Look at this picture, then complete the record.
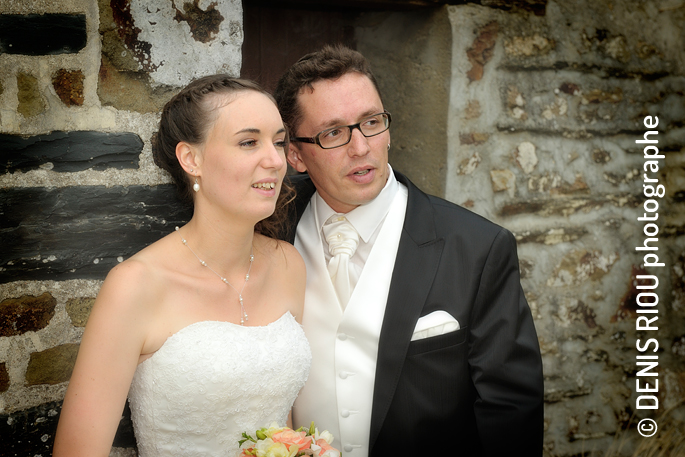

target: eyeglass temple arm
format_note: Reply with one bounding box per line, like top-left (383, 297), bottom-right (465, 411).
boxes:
top-left (291, 137), bottom-right (317, 144)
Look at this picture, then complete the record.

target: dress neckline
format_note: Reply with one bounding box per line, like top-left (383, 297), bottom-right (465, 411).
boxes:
top-left (138, 311), bottom-right (295, 367)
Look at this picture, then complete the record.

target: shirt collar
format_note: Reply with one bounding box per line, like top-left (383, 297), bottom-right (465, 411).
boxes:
top-left (314, 164), bottom-right (399, 243)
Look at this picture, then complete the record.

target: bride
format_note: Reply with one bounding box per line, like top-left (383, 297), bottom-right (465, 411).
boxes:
top-left (54, 76), bottom-right (310, 457)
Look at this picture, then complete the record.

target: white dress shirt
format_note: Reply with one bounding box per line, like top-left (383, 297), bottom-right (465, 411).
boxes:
top-left (313, 164), bottom-right (401, 292)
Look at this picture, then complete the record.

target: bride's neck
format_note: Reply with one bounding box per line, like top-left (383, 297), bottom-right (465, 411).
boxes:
top-left (178, 215), bottom-right (256, 272)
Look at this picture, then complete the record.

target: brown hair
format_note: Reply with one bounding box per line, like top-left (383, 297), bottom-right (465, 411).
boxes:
top-left (273, 44), bottom-right (382, 136)
top-left (152, 75), bottom-right (294, 239)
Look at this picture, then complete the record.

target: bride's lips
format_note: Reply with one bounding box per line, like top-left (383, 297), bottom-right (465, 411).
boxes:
top-left (347, 166), bottom-right (376, 184)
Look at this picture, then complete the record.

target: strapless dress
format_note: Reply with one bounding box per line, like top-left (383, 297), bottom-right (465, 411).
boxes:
top-left (128, 312), bottom-right (311, 457)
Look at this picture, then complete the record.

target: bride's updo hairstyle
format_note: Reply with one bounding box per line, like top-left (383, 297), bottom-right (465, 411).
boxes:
top-left (152, 75), bottom-right (294, 239)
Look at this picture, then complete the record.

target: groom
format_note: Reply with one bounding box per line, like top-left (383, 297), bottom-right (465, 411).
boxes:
top-left (275, 45), bottom-right (543, 457)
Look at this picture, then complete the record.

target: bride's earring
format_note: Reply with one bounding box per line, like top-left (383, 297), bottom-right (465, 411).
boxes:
top-left (193, 177), bottom-right (200, 192)
top-left (387, 143), bottom-right (391, 151)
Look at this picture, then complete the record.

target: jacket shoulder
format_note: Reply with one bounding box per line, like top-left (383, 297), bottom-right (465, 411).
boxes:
top-left (428, 194), bottom-right (504, 234)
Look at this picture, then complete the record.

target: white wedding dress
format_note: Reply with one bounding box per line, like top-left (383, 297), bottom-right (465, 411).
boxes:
top-left (128, 312), bottom-right (311, 457)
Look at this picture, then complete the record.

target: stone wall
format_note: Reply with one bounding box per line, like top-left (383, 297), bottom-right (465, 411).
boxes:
top-left (441, 1), bottom-right (685, 455)
top-left (1, 1), bottom-right (684, 456)
top-left (0, 0), bottom-right (241, 455)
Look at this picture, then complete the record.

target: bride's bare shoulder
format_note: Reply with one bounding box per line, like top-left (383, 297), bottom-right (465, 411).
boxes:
top-left (98, 234), bottom-right (178, 309)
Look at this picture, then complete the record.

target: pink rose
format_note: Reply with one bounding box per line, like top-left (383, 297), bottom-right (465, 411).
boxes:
top-left (272, 429), bottom-right (312, 451)
top-left (315, 438), bottom-right (337, 456)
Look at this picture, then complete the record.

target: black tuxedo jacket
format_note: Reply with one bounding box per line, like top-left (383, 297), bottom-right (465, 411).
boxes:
top-left (283, 171), bottom-right (544, 457)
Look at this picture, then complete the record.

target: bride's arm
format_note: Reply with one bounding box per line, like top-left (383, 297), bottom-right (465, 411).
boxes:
top-left (53, 260), bottom-right (154, 457)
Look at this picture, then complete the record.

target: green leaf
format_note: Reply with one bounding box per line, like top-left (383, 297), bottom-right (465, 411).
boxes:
top-left (238, 432), bottom-right (256, 446)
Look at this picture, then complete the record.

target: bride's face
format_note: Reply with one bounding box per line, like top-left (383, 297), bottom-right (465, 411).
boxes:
top-left (195, 91), bottom-right (287, 223)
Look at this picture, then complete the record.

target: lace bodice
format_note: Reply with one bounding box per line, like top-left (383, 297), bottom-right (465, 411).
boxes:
top-left (128, 312), bottom-right (311, 457)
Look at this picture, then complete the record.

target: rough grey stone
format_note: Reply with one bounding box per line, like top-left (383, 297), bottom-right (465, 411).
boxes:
top-left (1, 131), bottom-right (143, 173)
top-left (0, 185), bottom-right (192, 283)
top-left (25, 344), bottom-right (80, 386)
top-left (0, 14), bottom-right (87, 55)
top-left (0, 292), bottom-right (56, 337)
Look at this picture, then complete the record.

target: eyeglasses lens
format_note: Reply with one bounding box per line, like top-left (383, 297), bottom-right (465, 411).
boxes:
top-left (318, 113), bottom-right (390, 149)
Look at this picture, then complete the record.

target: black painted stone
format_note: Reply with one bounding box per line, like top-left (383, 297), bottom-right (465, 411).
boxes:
top-left (0, 401), bottom-right (61, 457)
top-left (0, 185), bottom-right (192, 284)
top-left (1, 131), bottom-right (143, 173)
top-left (0, 400), bottom-right (137, 456)
top-left (0, 14), bottom-right (87, 56)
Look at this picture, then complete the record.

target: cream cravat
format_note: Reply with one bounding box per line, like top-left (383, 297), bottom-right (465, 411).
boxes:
top-left (323, 215), bottom-right (360, 307)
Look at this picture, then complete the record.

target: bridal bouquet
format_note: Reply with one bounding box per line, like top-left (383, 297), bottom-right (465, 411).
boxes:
top-left (239, 422), bottom-right (340, 457)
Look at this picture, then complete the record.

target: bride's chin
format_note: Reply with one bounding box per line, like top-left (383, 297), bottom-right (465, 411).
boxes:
top-left (251, 205), bottom-right (278, 221)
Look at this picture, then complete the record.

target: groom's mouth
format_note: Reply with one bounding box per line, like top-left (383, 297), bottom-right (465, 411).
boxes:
top-left (347, 167), bottom-right (375, 183)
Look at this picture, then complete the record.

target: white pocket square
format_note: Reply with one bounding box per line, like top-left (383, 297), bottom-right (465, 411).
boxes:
top-left (410, 310), bottom-right (460, 341)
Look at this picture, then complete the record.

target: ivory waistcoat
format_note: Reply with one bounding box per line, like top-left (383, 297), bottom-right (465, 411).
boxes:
top-left (292, 187), bottom-right (407, 456)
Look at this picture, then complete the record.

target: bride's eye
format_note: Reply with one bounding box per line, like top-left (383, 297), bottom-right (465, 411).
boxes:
top-left (240, 140), bottom-right (257, 148)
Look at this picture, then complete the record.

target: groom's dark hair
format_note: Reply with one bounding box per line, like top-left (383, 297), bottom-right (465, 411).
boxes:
top-left (274, 44), bottom-right (383, 137)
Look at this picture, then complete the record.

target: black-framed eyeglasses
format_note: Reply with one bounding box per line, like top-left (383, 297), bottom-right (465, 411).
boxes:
top-left (291, 111), bottom-right (391, 150)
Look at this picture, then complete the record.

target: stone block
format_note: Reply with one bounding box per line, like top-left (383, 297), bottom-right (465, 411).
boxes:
top-left (66, 297), bottom-right (96, 327)
top-left (515, 141), bottom-right (537, 174)
top-left (457, 152), bottom-right (481, 175)
top-left (504, 33), bottom-right (555, 57)
top-left (1, 131), bottom-right (143, 173)
top-left (98, 0), bottom-right (242, 88)
top-left (464, 100), bottom-right (481, 119)
top-left (26, 344), bottom-right (80, 386)
top-left (547, 249), bottom-right (619, 287)
top-left (514, 227), bottom-right (587, 245)
top-left (0, 293), bottom-right (56, 337)
top-left (557, 299), bottom-right (598, 329)
top-left (592, 149), bottom-right (612, 164)
top-left (581, 29), bottom-right (631, 63)
top-left (497, 73), bottom-right (685, 135)
top-left (0, 400), bottom-right (137, 455)
top-left (612, 265), bottom-right (651, 323)
top-left (0, 14), bottom-right (86, 55)
top-left (581, 88), bottom-right (623, 105)
top-left (0, 362), bottom-right (9, 393)
top-left (17, 72), bottom-right (46, 118)
top-left (98, 55), bottom-right (179, 113)
top-left (52, 69), bottom-right (85, 106)
top-left (0, 185), bottom-right (192, 283)
top-left (459, 132), bottom-right (489, 145)
top-left (499, 193), bottom-right (640, 217)
top-left (559, 82), bottom-right (580, 96)
top-left (673, 335), bottom-right (685, 358)
top-left (490, 169), bottom-right (516, 196)
top-left (466, 21), bottom-right (498, 82)
top-left (604, 169), bottom-right (640, 186)
top-left (480, 0), bottom-right (547, 16)
top-left (0, 401), bottom-right (62, 457)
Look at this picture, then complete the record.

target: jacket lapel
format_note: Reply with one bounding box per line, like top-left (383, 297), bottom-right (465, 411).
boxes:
top-left (284, 174), bottom-right (317, 244)
top-left (368, 172), bottom-right (444, 452)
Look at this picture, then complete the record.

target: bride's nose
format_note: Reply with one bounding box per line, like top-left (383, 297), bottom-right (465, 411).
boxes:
top-left (263, 143), bottom-right (285, 170)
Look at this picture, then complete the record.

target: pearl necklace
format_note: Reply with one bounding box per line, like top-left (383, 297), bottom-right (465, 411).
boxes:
top-left (175, 227), bottom-right (254, 325)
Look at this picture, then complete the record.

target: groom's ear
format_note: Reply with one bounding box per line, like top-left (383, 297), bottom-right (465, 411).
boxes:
top-left (287, 143), bottom-right (308, 173)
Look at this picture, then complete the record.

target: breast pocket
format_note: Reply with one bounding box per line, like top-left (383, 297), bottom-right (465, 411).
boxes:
top-left (406, 326), bottom-right (467, 357)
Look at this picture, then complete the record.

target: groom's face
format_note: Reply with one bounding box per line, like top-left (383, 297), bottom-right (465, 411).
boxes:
top-left (287, 71), bottom-right (390, 214)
